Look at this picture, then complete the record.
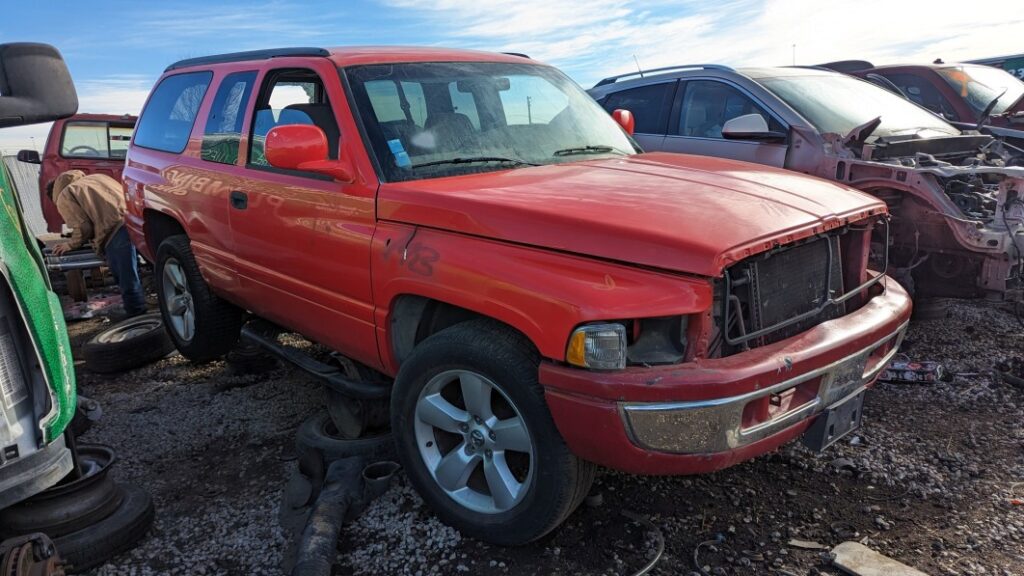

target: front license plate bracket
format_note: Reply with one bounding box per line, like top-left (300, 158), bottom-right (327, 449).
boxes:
top-left (801, 391), bottom-right (864, 452)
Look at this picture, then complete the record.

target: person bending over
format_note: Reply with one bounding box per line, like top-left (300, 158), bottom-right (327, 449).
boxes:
top-left (48, 170), bottom-right (146, 317)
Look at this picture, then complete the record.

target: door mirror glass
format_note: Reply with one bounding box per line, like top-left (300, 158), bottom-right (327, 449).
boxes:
top-left (16, 149), bottom-right (40, 164)
top-left (265, 124), bottom-right (352, 182)
top-left (612, 109), bottom-right (635, 135)
top-left (721, 113), bottom-right (787, 141)
top-left (0, 43), bottom-right (78, 128)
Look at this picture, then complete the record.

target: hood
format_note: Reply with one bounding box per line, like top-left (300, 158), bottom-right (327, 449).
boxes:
top-left (377, 153), bottom-right (886, 277)
top-left (50, 169), bottom-right (85, 201)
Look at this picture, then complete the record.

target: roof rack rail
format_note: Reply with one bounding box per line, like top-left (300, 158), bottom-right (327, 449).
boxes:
top-left (594, 64), bottom-right (735, 87)
top-left (502, 52), bottom-right (531, 59)
top-left (817, 60), bottom-right (875, 74)
top-left (165, 47), bottom-right (331, 72)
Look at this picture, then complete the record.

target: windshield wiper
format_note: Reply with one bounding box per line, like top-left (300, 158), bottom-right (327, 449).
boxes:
top-left (976, 88), bottom-right (1008, 130)
top-left (552, 145), bottom-right (618, 157)
top-left (411, 156), bottom-right (538, 169)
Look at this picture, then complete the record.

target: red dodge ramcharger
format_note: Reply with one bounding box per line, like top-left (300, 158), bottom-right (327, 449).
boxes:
top-left (123, 46), bottom-right (911, 544)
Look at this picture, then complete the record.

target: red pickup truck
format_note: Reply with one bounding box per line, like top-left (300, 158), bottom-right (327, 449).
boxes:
top-left (123, 47), bottom-right (911, 544)
top-left (17, 113), bottom-right (136, 233)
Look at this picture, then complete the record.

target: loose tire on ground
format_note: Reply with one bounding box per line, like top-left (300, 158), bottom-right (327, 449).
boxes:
top-left (155, 235), bottom-right (243, 362)
top-left (391, 319), bottom-right (595, 546)
top-left (295, 412), bottom-right (395, 462)
top-left (53, 484), bottom-right (155, 574)
top-left (82, 313), bottom-right (175, 373)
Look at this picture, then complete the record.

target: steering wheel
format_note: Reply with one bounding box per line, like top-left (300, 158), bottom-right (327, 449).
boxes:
top-left (67, 145), bottom-right (101, 157)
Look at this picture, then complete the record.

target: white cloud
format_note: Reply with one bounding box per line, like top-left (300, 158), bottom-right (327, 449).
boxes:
top-left (380, 0), bottom-right (1024, 86)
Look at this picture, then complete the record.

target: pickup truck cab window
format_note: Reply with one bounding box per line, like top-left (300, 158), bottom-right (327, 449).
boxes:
top-left (345, 61), bottom-right (636, 182)
top-left (60, 121), bottom-right (132, 159)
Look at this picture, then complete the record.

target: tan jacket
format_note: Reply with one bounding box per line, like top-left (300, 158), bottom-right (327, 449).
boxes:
top-left (52, 171), bottom-right (126, 256)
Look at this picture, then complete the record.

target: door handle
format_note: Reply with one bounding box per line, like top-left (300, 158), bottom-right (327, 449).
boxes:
top-left (230, 190), bottom-right (248, 210)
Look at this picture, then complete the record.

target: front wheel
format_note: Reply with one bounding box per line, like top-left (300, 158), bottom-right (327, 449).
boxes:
top-left (391, 320), bottom-right (595, 545)
top-left (155, 235), bottom-right (243, 362)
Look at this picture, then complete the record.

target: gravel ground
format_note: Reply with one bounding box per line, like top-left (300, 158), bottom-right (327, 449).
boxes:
top-left (66, 298), bottom-right (1024, 576)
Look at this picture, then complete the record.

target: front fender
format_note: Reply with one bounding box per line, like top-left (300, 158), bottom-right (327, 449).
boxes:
top-left (371, 223), bottom-right (713, 372)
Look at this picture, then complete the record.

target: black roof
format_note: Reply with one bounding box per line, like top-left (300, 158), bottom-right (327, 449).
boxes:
top-left (165, 47), bottom-right (330, 71)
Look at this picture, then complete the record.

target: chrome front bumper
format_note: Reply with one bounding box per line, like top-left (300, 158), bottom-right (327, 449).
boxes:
top-left (621, 321), bottom-right (908, 454)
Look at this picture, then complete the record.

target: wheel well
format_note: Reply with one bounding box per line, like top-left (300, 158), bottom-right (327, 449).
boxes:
top-left (144, 210), bottom-right (186, 254)
top-left (389, 295), bottom-right (533, 366)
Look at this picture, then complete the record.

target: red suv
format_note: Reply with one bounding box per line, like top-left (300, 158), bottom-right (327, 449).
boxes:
top-left (124, 47), bottom-right (911, 544)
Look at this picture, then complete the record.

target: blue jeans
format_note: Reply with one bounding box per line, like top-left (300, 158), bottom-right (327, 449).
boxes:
top-left (104, 227), bottom-right (146, 316)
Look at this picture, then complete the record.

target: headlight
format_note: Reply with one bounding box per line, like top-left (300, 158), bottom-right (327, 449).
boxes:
top-left (566, 323), bottom-right (627, 370)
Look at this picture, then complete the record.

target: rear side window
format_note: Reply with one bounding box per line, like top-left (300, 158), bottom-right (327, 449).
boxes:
top-left (134, 71), bottom-right (213, 153)
top-left (201, 71), bottom-right (257, 164)
top-left (600, 82), bottom-right (674, 135)
top-left (61, 122), bottom-right (134, 159)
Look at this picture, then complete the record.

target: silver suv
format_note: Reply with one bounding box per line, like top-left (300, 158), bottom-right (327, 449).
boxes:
top-left (589, 65), bottom-right (1024, 300)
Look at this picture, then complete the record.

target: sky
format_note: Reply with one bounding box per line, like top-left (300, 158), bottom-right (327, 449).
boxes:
top-left (2, 0), bottom-right (1023, 153)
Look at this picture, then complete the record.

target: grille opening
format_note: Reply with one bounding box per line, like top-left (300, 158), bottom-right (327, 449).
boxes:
top-left (711, 232), bottom-right (848, 358)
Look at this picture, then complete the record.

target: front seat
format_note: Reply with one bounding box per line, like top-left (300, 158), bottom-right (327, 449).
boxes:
top-left (424, 112), bottom-right (476, 153)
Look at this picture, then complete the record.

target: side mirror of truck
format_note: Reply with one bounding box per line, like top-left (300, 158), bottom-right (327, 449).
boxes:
top-left (265, 124), bottom-right (353, 183)
top-left (0, 43), bottom-right (78, 128)
top-left (612, 109), bottom-right (635, 135)
top-left (721, 113), bottom-right (787, 142)
top-left (16, 149), bottom-right (41, 164)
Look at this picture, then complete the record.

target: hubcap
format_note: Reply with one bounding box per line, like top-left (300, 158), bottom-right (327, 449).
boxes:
top-left (96, 316), bottom-right (160, 344)
top-left (413, 369), bottom-right (534, 514)
top-left (161, 258), bottom-right (195, 342)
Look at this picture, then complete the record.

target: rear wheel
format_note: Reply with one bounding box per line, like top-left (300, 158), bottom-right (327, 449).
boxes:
top-left (392, 320), bottom-right (594, 545)
top-left (155, 235), bottom-right (243, 362)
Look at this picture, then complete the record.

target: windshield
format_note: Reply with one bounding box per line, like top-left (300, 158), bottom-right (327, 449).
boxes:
top-left (344, 62), bottom-right (636, 182)
top-left (759, 73), bottom-right (960, 140)
top-left (937, 65), bottom-right (1024, 116)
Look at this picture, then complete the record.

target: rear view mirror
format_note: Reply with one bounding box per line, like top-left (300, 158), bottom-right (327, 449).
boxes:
top-left (612, 109), bottom-right (635, 135)
top-left (16, 149), bottom-right (40, 164)
top-left (0, 43), bottom-right (78, 128)
top-left (265, 124), bottom-right (353, 182)
top-left (722, 113), bottom-right (787, 142)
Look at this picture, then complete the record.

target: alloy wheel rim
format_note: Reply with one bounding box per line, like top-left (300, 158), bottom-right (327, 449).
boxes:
top-left (96, 317), bottom-right (161, 344)
top-left (161, 258), bottom-right (195, 343)
top-left (413, 369), bottom-right (534, 514)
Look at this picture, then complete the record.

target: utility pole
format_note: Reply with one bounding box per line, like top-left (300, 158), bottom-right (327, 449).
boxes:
top-left (527, 96), bottom-right (532, 124)
top-left (792, 44), bottom-right (796, 66)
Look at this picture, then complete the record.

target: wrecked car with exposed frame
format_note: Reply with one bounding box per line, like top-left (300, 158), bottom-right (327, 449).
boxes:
top-left (589, 65), bottom-right (1024, 299)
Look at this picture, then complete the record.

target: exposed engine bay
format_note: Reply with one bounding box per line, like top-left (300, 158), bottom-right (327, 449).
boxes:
top-left (815, 131), bottom-right (1024, 299)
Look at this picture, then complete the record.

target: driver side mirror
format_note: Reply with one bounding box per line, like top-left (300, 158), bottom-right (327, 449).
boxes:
top-left (16, 149), bottom-right (40, 164)
top-left (0, 43), bottom-right (78, 128)
top-left (721, 114), bottom-right (787, 142)
top-left (612, 109), bottom-right (635, 135)
top-left (265, 124), bottom-right (353, 182)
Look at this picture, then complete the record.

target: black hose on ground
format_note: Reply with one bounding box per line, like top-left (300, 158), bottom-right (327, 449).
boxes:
top-left (290, 457), bottom-right (365, 576)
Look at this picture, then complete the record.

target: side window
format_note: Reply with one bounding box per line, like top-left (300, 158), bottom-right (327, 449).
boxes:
top-left (600, 82), bottom-right (674, 134)
top-left (134, 71), bottom-right (212, 153)
top-left (249, 69), bottom-right (340, 168)
top-left (447, 84), bottom-right (481, 129)
top-left (880, 73), bottom-right (957, 119)
top-left (61, 122), bottom-right (134, 159)
top-left (499, 75), bottom-right (568, 125)
top-left (201, 71), bottom-right (257, 165)
top-left (676, 80), bottom-right (783, 139)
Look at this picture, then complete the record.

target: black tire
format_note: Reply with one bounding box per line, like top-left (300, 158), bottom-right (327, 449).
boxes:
top-left (155, 235), bottom-right (243, 362)
top-left (911, 297), bottom-right (950, 320)
top-left (53, 483), bottom-right (154, 574)
top-left (81, 313), bottom-right (175, 373)
top-left (391, 319), bottom-right (595, 546)
top-left (295, 412), bottom-right (395, 462)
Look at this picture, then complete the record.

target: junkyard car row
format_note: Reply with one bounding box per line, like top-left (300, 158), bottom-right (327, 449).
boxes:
top-left (0, 36), bottom-right (1022, 575)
